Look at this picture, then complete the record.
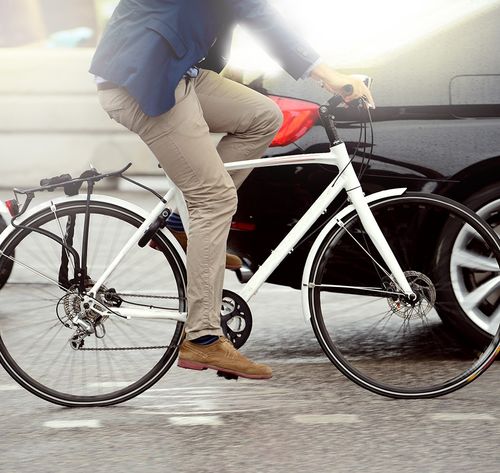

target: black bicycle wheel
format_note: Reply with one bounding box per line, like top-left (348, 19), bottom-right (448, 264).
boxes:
top-left (307, 193), bottom-right (500, 398)
top-left (0, 213), bottom-right (13, 289)
top-left (0, 200), bottom-right (186, 406)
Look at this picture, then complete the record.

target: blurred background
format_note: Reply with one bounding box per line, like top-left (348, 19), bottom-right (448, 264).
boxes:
top-left (0, 0), bottom-right (114, 48)
top-left (0, 0), bottom-right (499, 188)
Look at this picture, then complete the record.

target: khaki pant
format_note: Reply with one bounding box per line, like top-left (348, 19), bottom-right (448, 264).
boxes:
top-left (97, 69), bottom-right (283, 340)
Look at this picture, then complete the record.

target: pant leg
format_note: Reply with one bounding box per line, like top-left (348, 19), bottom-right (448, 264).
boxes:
top-left (193, 69), bottom-right (283, 189)
top-left (97, 80), bottom-right (236, 340)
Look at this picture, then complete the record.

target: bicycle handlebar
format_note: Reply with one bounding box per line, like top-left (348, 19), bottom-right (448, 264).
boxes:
top-left (326, 75), bottom-right (373, 112)
top-left (319, 77), bottom-right (373, 146)
top-left (327, 84), bottom-right (354, 109)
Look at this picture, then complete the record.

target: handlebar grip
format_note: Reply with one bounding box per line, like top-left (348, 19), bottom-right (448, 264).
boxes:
top-left (327, 95), bottom-right (344, 109)
top-left (326, 84), bottom-right (355, 109)
top-left (342, 84), bottom-right (354, 96)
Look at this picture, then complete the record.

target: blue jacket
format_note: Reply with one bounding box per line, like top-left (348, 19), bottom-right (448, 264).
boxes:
top-left (90, 0), bottom-right (320, 116)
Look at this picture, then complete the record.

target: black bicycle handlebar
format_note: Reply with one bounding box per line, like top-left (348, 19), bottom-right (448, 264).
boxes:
top-left (319, 78), bottom-right (372, 146)
top-left (326, 81), bottom-right (373, 113)
top-left (327, 84), bottom-right (354, 110)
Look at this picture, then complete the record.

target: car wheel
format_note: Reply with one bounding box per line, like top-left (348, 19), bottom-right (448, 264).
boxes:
top-left (437, 183), bottom-right (500, 344)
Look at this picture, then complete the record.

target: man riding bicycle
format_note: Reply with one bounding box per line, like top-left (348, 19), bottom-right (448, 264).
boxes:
top-left (90, 0), bottom-right (373, 380)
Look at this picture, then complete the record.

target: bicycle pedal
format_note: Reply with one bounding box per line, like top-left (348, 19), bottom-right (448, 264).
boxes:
top-left (216, 370), bottom-right (238, 381)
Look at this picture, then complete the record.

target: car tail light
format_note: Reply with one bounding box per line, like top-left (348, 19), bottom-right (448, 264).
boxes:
top-left (269, 95), bottom-right (319, 147)
top-left (231, 221), bottom-right (256, 231)
top-left (5, 199), bottom-right (19, 217)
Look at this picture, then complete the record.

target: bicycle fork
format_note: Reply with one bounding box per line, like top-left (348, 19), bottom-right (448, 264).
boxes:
top-left (335, 146), bottom-right (415, 299)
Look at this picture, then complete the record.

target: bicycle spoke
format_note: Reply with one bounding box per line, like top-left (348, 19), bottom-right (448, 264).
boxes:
top-left (308, 194), bottom-right (500, 398)
top-left (0, 201), bottom-right (185, 406)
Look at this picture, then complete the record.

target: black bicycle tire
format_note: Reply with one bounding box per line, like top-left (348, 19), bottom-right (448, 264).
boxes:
top-left (0, 214), bottom-right (13, 289)
top-left (0, 200), bottom-right (186, 407)
top-left (307, 192), bottom-right (500, 399)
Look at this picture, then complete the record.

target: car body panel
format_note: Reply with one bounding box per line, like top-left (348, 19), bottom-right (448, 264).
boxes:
top-left (229, 105), bottom-right (500, 289)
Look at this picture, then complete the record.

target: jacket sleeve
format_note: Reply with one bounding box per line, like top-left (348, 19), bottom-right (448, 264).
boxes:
top-left (223, 0), bottom-right (320, 80)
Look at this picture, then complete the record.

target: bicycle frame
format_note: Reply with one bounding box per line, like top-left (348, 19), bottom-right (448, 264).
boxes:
top-left (85, 140), bottom-right (415, 321)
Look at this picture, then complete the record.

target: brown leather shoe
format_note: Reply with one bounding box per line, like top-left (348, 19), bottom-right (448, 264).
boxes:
top-left (150, 230), bottom-right (243, 271)
top-left (178, 336), bottom-right (272, 379)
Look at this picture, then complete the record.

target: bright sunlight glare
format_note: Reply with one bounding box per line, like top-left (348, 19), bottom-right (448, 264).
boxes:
top-left (227, 0), bottom-right (500, 74)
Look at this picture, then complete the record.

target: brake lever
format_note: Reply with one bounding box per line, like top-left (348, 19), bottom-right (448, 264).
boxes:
top-left (361, 97), bottom-right (375, 110)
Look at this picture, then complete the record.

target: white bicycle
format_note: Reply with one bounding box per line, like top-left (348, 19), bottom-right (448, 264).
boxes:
top-left (0, 84), bottom-right (499, 406)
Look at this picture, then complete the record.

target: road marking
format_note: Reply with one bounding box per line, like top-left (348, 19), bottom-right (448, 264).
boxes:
top-left (139, 390), bottom-right (290, 399)
top-left (88, 382), bottom-right (130, 388)
top-left (0, 385), bottom-right (21, 391)
top-left (168, 416), bottom-right (222, 426)
top-left (147, 385), bottom-right (291, 395)
top-left (293, 414), bottom-right (361, 425)
top-left (132, 408), bottom-right (269, 416)
top-left (430, 413), bottom-right (496, 421)
top-left (44, 420), bottom-right (101, 429)
top-left (259, 357), bottom-right (326, 365)
top-left (148, 387), bottom-right (221, 392)
top-left (140, 393), bottom-right (225, 399)
top-left (138, 398), bottom-right (218, 411)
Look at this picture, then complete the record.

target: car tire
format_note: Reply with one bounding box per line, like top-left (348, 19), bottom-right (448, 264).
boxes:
top-left (436, 183), bottom-right (500, 344)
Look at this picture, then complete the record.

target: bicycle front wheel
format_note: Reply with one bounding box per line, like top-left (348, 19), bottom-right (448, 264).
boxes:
top-left (306, 193), bottom-right (500, 398)
top-left (0, 199), bottom-right (186, 406)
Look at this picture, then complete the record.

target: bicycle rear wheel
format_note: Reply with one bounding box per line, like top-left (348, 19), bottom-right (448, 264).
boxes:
top-left (0, 199), bottom-right (186, 406)
top-left (306, 193), bottom-right (500, 398)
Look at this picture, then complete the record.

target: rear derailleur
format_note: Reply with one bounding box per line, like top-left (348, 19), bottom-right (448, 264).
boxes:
top-left (58, 285), bottom-right (118, 350)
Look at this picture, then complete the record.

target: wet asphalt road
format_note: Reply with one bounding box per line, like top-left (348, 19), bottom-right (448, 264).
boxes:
top-left (0, 190), bottom-right (499, 473)
top-left (0, 279), bottom-right (499, 473)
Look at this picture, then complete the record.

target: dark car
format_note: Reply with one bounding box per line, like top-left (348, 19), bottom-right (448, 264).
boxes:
top-left (231, 92), bottom-right (499, 266)
top-left (226, 2), bottom-right (500, 345)
top-left (227, 86), bottom-right (499, 345)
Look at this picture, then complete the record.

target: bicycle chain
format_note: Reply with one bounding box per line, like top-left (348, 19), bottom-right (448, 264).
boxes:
top-left (114, 293), bottom-right (186, 301)
top-left (77, 292), bottom-right (185, 351)
top-left (79, 344), bottom-right (178, 351)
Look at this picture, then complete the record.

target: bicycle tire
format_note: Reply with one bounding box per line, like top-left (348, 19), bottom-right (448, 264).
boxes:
top-left (305, 192), bottom-right (500, 398)
top-left (0, 199), bottom-right (186, 407)
top-left (0, 214), bottom-right (13, 289)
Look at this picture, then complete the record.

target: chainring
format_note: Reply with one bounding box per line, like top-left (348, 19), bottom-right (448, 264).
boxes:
top-left (220, 289), bottom-right (253, 349)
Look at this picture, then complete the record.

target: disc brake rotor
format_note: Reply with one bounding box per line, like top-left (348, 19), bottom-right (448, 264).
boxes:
top-left (386, 271), bottom-right (436, 320)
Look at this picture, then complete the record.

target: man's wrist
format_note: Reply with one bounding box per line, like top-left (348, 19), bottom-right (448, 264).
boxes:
top-left (302, 58), bottom-right (324, 80)
top-left (310, 64), bottom-right (351, 93)
top-left (309, 62), bottom-right (332, 82)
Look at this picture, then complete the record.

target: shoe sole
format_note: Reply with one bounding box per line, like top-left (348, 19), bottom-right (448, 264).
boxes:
top-left (178, 359), bottom-right (272, 380)
top-left (225, 264), bottom-right (242, 271)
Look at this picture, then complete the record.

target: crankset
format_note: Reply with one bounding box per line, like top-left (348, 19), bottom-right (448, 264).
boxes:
top-left (220, 289), bottom-right (252, 349)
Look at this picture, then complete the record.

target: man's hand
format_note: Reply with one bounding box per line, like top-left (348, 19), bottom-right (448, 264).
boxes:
top-left (310, 62), bottom-right (375, 109)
